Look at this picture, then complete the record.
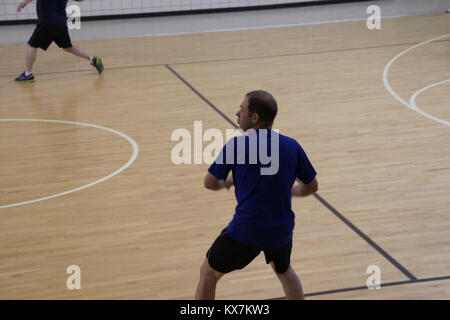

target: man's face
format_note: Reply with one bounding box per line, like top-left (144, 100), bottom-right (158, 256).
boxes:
top-left (236, 96), bottom-right (254, 131)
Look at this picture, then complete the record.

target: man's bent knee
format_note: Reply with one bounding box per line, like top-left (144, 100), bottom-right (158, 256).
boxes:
top-left (270, 261), bottom-right (290, 274)
top-left (200, 259), bottom-right (224, 280)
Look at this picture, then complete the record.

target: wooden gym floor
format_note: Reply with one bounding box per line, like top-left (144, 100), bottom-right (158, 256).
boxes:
top-left (0, 13), bottom-right (449, 299)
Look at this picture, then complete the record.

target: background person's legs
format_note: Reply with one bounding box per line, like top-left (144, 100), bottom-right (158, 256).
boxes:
top-left (25, 45), bottom-right (37, 73)
top-left (195, 259), bottom-right (224, 300)
top-left (16, 44), bottom-right (38, 81)
top-left (63, 45), bottom-right (91, 62)
top-left (271, 262), bottom-right (305, 300)
top-left (62, 45), bottom-right (104, 74)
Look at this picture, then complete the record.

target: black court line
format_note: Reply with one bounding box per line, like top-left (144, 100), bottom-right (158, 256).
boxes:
top-left (165, 64), bottom-right (237, 129)
top-left (314, 194), bottom-right (417, 281)
top-left (169, 38), bottom-right (450, 67)
top-left (270, 275), bottom-right (450, 299)
top-left (165, 63), bottom-right (418, 282)
top-left (0, 63), bottom-right (163, 78)
top-left (2, 39), bottom-right (449, 79)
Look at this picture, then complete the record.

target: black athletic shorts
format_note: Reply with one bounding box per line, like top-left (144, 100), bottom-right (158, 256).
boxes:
top-left (206, 228), bottom-right (292, 274)
top-left (28, 25), bottom-right (72, 50)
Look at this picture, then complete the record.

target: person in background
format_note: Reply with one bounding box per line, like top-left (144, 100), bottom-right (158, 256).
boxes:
top-left (15, 0), bottom-right (103, 82)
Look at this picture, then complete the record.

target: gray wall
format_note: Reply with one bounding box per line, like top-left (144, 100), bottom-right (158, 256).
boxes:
top-left (0, 0), bottom-right (329, 22)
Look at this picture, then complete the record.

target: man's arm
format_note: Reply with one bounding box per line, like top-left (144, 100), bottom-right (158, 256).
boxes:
top-left (292, 177), bottom-right (318, 197)
top-left (204, 173), bottom-right (234, 191)
top-left (17, 0), bottom-right (34, 12)
top-left (204, 173), bottom-right (225, 191)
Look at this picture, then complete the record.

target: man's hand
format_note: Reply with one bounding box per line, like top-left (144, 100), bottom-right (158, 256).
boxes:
top-left (204, 173), bottom-right (225, 191)
top-left (17, 0), bottom-right (32, 13)
top-left (292, 178), bottom-right (318, 197)
top-left (224, 175), bottom-right (234, 190)
top-left (204, 173), bottom-right (235, 191)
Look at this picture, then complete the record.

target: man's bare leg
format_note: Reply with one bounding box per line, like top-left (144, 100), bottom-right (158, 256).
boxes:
top-left (271, 262), bottom-right (305, 300)
top-left (63, 45), bottom-right (91, 62)
top-left (25, 44), bottom-right (37, 73)
top-left (63, 45), bottom-right (104, 74)
top-left (195, 259), bottom-right (224, 300)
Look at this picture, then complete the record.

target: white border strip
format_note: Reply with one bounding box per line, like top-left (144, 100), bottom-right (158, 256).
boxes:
top-left (3, 12), bottom-right (443, 46)
top-left (87, 13), bottom-right (449, 41)
top-left (0, 119), bottom-right (139, 209)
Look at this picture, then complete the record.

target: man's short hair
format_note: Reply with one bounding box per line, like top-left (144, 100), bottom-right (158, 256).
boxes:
top-left (246, 90), bottom-right (278, 126)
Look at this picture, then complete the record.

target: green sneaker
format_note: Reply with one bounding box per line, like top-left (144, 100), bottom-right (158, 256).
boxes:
top-left (91, 57), bottom-right (104, 74)
top-left (15, 71), bottom-right (35, 82)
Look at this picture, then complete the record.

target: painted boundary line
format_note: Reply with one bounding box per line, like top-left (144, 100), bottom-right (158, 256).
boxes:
top-left (383, 34), bottom-right (450, 127)
top-left (270, 275), bottom-right (450, 299)
top-left (0, 119), bottom-right (139, 209)
top-left (314, 194), bottom-right (417, 280)
top-left (165, 64), bottom-right (237, 128)
top-left (1, 39), bottom-right (449, 79)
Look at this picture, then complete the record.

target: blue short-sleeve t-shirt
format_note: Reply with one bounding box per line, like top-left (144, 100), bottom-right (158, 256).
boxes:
top-left (208, 129), bottom-right (316, 248)
top-left (37, 0), bottom-right (68, 27)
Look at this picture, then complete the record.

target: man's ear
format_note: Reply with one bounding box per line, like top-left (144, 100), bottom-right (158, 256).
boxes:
top-left (251, 112), bottom-right (260, 124)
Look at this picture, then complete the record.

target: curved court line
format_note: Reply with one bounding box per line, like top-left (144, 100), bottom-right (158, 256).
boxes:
top-left (0, 119), bottom-right (139, 209)
top-left (382, 34), bottom-right (450, 127)
top-left (409, 80), bottom-right (450, 127)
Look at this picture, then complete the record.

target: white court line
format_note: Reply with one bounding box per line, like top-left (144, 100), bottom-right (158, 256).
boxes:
top-left (409, 80), bottom-right (450, 127)
top-left (127, 14), bottom-right (441, 39)
top-left (382, 34), bottom-right (450, 127)
top-left (133, 17), bottom-right (372, 38)
top-left (0, 119), bottom-right (139, 209)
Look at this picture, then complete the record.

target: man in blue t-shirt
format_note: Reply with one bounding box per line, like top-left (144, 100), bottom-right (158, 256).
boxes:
top-left (15, 0), bottom-right (104, 82)
top-left (195, 91), bottom-right (318, 300)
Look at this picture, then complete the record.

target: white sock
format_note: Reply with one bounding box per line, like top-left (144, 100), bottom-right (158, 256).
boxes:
top-left (25, 71), bottom-right (32, 76)
top-left (90, 56), bottom-right (94, 63)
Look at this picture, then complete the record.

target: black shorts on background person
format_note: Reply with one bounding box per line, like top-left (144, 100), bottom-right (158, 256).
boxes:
top-left (15, 0), bottom-right (104, 82)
